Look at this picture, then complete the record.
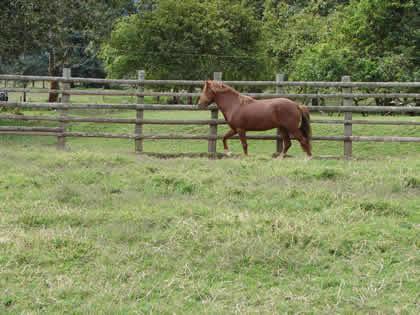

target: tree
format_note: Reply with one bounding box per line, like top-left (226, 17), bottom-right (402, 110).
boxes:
top-left (0, 0), bottom-right (136, 101)
top-left (101, 0), bottom-right (265, 81)
top-left (337, 0), bottom-right (419, 58)
top-left (0, 1), bottom-right (27, 58)
top-left (291, 42), bottom-right (357, 81)
top-left (290, 0), bottom-right (420, 82)
top-left (241, 0), bottom-right (266, 18)
top-left (261, 0), bottom-right (330, 74)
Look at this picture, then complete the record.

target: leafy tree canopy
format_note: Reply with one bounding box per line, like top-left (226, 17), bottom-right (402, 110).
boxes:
top-left (101, 0), bottom-right (265, 80)
top-left (289, 0), bottom-right (420, 81)
top-left (1, 0), bottom-right (419, 82)
top-left (0, 0), bottom-right (135, 75)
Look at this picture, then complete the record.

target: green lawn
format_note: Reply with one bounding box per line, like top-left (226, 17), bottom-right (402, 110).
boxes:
top-left (0, 147), bottom-right (419, 313)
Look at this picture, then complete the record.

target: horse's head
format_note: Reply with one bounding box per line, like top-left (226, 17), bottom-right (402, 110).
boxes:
top-left (199, 80), bottom-right (215, 108)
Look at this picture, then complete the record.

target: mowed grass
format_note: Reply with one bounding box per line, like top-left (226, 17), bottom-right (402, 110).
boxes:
top-left (0, 146), bottom-right (419, 313)
top-left (1, 89), bottom-right (420, 313)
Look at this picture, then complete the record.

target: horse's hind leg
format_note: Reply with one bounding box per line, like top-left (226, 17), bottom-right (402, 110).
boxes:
top-left (291, 129), bottom-right (312, 157)
top-left (238, 129), bottom-right (248, 155)
top-left (223, 129), bottom-right (237, 156)
top-left (279, 127), bottom-right (291, 158)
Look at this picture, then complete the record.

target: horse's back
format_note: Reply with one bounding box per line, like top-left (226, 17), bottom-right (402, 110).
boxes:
top-left (262, 97), bottom-right (299, 108)
top-left (254, 98), bottom-right (301, 119)
top-left (230, 98), bottom-right (300, 131)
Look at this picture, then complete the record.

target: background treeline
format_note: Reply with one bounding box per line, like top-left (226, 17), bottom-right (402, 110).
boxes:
top-left (1, 0), bottom-right (419, 82)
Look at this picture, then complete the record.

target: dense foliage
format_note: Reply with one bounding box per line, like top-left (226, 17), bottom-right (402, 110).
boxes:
top-left (290, 0), bottom-right (420, 82)
top-left (1, 0), bottom-right (419, 81)
top-left (101, 0), bottom-right (264, 80)
top-left (0, 0), bottom-right (135, 77)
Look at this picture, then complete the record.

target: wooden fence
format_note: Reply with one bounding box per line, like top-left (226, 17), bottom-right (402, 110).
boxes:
top-left (1, 69), bottom-right (420, 157)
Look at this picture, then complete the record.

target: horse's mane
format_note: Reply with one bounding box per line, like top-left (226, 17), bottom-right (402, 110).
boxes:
top-left (210, 81), bottom-right (255, 105)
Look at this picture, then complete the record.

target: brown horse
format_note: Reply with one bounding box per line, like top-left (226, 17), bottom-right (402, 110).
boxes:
top-left (199, 80), bottom-right (312, 157)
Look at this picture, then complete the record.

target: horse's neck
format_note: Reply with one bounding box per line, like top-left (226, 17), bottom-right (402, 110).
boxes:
top-left (214, 92), bottom-right (241, 121)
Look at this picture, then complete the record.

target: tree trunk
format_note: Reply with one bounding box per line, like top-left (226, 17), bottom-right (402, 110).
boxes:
top-left (48, 48), bottom-right (59, 103)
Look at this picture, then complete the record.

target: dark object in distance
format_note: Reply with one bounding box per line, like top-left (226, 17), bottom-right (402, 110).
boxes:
top-left (0, 90), bottom-right (8, 101)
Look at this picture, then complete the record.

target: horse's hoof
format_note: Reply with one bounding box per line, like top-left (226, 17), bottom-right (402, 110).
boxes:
top-left (225, 151), bottom-right (232, 157)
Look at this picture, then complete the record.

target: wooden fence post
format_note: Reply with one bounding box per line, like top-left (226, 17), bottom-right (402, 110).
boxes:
top-left (276, 74), bottom-right (284, 154)
top-left (57, 68), bottom-right (70, 150)
top-left (135, 70), bottom-right (145, 153)
top-left (342, 76), bottom-right (352, 157)
top-left (208, 72), bottom-right (221, 154)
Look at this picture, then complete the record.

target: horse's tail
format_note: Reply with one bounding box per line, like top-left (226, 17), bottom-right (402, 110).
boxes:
top-left (298, 104), bottom-right (312, 150)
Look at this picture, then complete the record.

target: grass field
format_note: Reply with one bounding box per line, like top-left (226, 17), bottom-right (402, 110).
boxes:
top-left (0, 147), bottom-right (419, 313)
top-left (1, 89), bottom-right (420, 313)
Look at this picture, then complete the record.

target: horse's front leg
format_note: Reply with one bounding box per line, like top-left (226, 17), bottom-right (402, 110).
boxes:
top-left (238, 129), bottom-right (248, 155)
top-left (223, 129), bottom-right (237, 156)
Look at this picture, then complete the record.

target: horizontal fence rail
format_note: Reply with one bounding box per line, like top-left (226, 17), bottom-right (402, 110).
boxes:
top-left (2, 114), bottom-right (420, 127)
top-left (4, 88), bottom-right (420, 99)
top-left (1, 69), bottom-right (420, 157)
top-left (2, 102), bottom-right (420, 113)
top-left (2, 74), bottom-right (420, 88)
